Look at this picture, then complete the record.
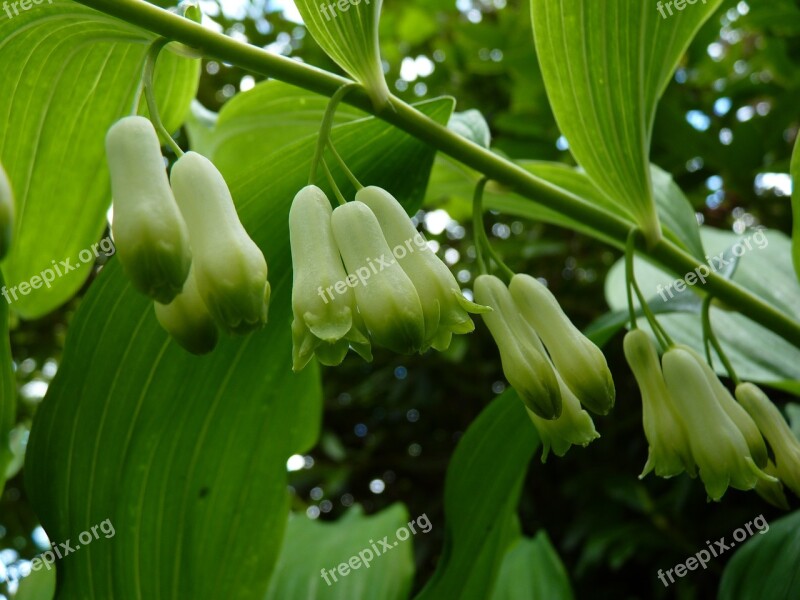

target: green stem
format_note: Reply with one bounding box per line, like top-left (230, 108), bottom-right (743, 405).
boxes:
top-left (321, 160), bottom-right (347, 206)
top-left (625, 230), bottom-right (638, 330)
top-left (472, 178), bottom-right (488, 275)
top-left (702, 296), bottom-right (740, 385)
top-left (309, 83), bottom-right (358, 185)
top-left (143, 39), bottom-right (183, 157)
top-left (632, 277), bottom-right (673, 350)
top-left (473, 179), bottom-right (514, 281)
top-left (72, 0), bottom-right (800, 350)
top-left (327, 141), bottom-right (363, 191)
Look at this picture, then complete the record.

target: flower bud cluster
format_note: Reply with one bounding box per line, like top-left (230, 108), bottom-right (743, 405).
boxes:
top-left (475, 273), bottom-right (613, 459)
top-left (106, 117), bottom-right (270, 354)
top-left (624, 330), bottom-right (778, 501)
top-left (289, 185), bottom-right (487, 370)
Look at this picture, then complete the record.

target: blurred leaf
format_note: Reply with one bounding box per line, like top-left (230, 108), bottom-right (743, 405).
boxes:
top-left (25, 88), bottom-right (451, 598)
top-left (294, 0), bottom-right (390, 108)
top-left (0, 1), bottom-right (199, 318)
top-left (791, 132), bottom-right (800, 282)
top-left (448, 109), bottom-right (492, 149)
top-left (604, 227), bottom-right (800, 390)
top-left (265, 504), bottom-right (415, 600)
top-left (0, 271), bottom-right (14, 493)
top-left (718, 510), bottom-right (800, 600)
top-left (15, 564), bottom-right (56, 600)
top-left (415, 390), bottom-right (540, 600)
top-left (490, 531), bottom-right (574, 600)
top-left (530, 0), bottom-right (722, 239)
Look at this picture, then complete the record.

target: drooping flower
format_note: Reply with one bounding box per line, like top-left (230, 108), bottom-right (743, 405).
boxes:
top-left (510, 274), bottom-right (615, 415)
top-left (290, 185), bottom-right (371, 370)
top-left (474, 274), bottom-right (562, 420)
top-left (623, 330), bottom-right (695, 479)
top-left (154, 266), bottom-right (218, 355)
top-left (330, 200), bottom-right (425, 354)
top-left (526, 371), bottom-right (599, 462)
top-left (106, 116), bottom-right (191, 303)
top-left (737, 382), bottom-right (800, 498)
top-left (357, 185), bottom-right (489, 351)
top-left (170, 151), bottom-right (270, 334)
top-left (662, 347), bottom-right (775, 501)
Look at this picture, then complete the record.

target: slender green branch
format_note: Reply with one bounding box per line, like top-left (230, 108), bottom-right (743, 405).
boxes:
top-left (310, 83), bottom-right (358, 185)
top-left (143, 39), bottom-right (183, 156)
top-left (702, 296), bottom-right (740, 385)
top-left (472, 179), bottom-right (488, 275)
top-left (72, 0), bottom-right (800, 350)
top-left (321, 160), bottom-right (347, 206)
top-left (327, 141), bottom-right (363, 191)
top-left (625, 230), bottom-right (638, 330)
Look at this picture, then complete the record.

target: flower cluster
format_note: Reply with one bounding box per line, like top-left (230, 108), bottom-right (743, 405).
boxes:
top-left (474, 273), bottom-right (614, 460)
top-left (624, 330), bottom-right (781, 501)
top-left (289, 185), bottom-right (488, 371)
top-left (106, 117), bottom-right (270, 354)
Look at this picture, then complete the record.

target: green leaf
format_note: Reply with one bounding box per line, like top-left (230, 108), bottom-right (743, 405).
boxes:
top-left (718, 510), bottom-right (800, 600)
top-left (15, 564), bottom-right (56, 600)
top-left (0, 1), bottom-right (199, 318)
top-left (791, 132), bottom-right (800, 282)
top-left (265, 504), bottom-right (416, 600)
top-left (0, 270), bottom-right (15, 493)
top-left (530, 0), bottom-right (723, 241)
top-left (604, 227), bottom-right (800, 389)
top-left (25, 86), bottom-right (451, 598)
top-left (415, 390), bottom-right (540, 600)
top-left (294, 0), bottom-right (390, 108)
top-left (490, 532), bottom-right (574, 600)
top-left (448, 109), bottom-right (492, 149)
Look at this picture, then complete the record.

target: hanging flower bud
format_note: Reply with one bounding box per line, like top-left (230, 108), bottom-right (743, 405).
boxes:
top-left (623, 330), bottom-right (695, 479)
top-left (170, 151), bottom-right (270, 334)
top-left (737, 382), bottom-right (800, 498)
top-left (290, 185), bottom-right (371, 370)
top-left (509, 274), bottom-right (615, 415)
top-left (526, 372), bottom-right (599, 462)
top-left (106, 116), bottom-right (191, 303)
top-left (0, 162), bottom-right (14, 260)
top-left (330, 201), bottom-right (425, 354)
top-left (154, 266), bottom-right (219, 355)
top-left (753, 460), bottom-right (789, 510)
top-left (357, 186), bottom-right (489, 351)
top-left (474, 274), bottom-right (562, 420)
top-left (662, 347), bottom-right (775, 501)
top-left (682, 347), bottom-right (768, 469)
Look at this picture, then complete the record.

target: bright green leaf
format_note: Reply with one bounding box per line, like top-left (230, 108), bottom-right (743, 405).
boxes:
top-left (530, 0), bottom-right (723, 242)
top-left (490, 532), bottom-right (574, 600)
top-left (415, 390), bottom-right (540, 600)
top-left (0, 1), bottom-right (199, 318)
top-left (265, 504), bottom-right (416, 600)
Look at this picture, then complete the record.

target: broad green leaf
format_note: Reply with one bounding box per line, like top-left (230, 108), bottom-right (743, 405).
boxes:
top-left (294, 0), bottom-right (390, 108)
top-left (0, 1), bottom-right (199, 318)
top-left (0, 271), bottom-right (15, 493)
top-left (791, 132), bottom-right (800, 281)
top-left (427, 158), bottom-right (704, 258)
top-left (265, 504), bottom-right (415, 600)
top-left (25, 88), bottom-right (451, 598)
top-left (530, 0), bottom-right (722, 242)
top-left (490, 532), bottom-right (574, 600)
top-left (605, 227), bottom-right (800, 390)
top-left (415, 390), bottom-right (540, 600)
top-left (718, 510), bottom-right (800, 600)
